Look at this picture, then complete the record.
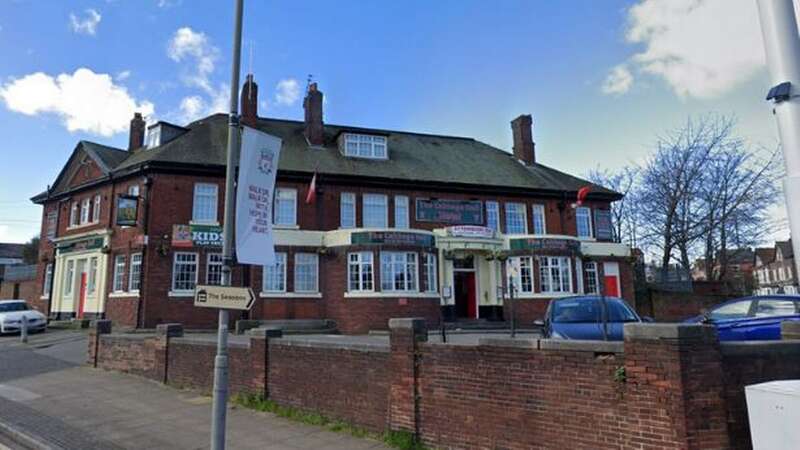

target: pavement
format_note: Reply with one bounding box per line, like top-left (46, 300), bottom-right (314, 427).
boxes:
top-left (0, 329), bottom-right (389, 450)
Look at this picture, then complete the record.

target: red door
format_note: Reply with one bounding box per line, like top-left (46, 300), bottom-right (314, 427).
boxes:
top-left (604, 276), bottom-right (619, 297)
top-left (77, 273), bottom-right (87, 318)
top-left (466, 272), bottom-right (477, 319)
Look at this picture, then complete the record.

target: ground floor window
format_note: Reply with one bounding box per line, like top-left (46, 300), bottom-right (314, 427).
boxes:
top-left (539, 256), bottom-right (571, 293)
top-left (380, 252), bottom-right (418, 292)
top-left (348, 252), bottom-right (374, 291)
top-left (129, 254), bottom-right (142, 292)
top-left (584, 262), bottom-right (599, 294)
top-left (206, 253), bottom-right (223, 286)
top-left (64, 260), bottom-right (75, 296)
top-left (88, 257), bottom-right (98, 295)
top-left (263, 253), bottom-right (287, 292)
top-left (294, 253), bottom-right (319, 293)
top-left (43, 263), bottom-right (53, 296)
top-left (509, 256), bottom-right (534, 294)
top-left (172, 252), bottom-right (198, 292)
top-left (423, 253), bottom-right (437, 292)
top-left (113, 255), bottom-right (126, 293)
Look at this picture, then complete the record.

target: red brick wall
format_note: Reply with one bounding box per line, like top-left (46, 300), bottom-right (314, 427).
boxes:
top-left (633, 290), bottom-right (728, 322)
top-left (0, 279), bottom-right (39, 309)
top-left (268, 342), bottom-right (390, 432)
top-left (95, 336), bottom-right (156, 378)
top-left (104, 297), bottom-right (139, 328)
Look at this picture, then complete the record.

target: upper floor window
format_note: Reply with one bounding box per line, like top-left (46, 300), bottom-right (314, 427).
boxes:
top-left (576, 207), bottom-right (593, 238)
top-left (70, 202), bottom-right (79, 227)
top-left (343, 133), bottom-right (387, 159)
top-left (80, 198), bottom-right (91, 224)
top-left (340, 193), bottom-right (356, 229)
top-left (192, 183), bottom-right (218, 224)
top-left (92, 195), bottom-right (101, 223)
top-left (273, 188), bottom-right (297, 226)
top-left (46, 211), bottom-right (57, 241)
top-left (128, 185), bottom-right (140, 197)
top-left (394, 196), bottom-right (409, 229)
top-left (486, 201), bottom-right (499, 232)
top-left (532, 204), bottom-right (546, 234)
top-left (505, 203), bottom-right (527, 234)
top-left (363, 194), bottom-right (388, 228)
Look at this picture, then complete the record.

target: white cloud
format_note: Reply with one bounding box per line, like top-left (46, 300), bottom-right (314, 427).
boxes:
top-left (167, 27), bottom-right (219, 94)
top-left (158, 0), bottom-right (182, 7)
top-left (275, 78), bottom-right (300, 106)
top-left (611, 0), bottom-right (769, 99)
top-left (116, 70), bottom-right (132, 81)
top-left (602, 64), bottom-right (634, 95)
top-left (176, 84), bottom-right (229, 123)
top-left (69, 9), bottom-right (101, 36)
top-left (0, 68), bottom-right (155, 137)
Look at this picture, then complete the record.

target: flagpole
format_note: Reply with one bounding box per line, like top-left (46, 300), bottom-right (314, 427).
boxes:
top-left (211, 0), bottom-right (243, 448)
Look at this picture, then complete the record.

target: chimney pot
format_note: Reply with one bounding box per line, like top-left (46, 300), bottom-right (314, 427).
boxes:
top-left (511, 114), bottom-right (535, 165)
top-left (129, 112), bottom-right (146, 151)
top-left (303, 83), bottom-right (324, 146)
top-left (241, 74), bottom-right (258, 127)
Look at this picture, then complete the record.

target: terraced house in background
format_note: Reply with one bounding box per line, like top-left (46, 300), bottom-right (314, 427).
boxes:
top-left (29, 75), bottom-right (634, 333)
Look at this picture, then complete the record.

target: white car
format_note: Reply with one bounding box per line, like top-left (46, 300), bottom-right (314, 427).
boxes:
top-left (0, 300), bottom-right (47, 334)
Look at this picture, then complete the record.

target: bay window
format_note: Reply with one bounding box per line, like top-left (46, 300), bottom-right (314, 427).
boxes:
top-left (509, 256), bottom-right (534, 294)
top-left (380, 252), bottom-right (418, 292)
top-left (539, 256), bottom-right (572, 294)
top-left (423, 253), bottom-right (437, 293)
top-left (348, 252), bottom-right (374, 291)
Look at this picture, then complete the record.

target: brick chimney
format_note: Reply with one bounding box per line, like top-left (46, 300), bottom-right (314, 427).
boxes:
top-left (510, 114), bottom-right (535, 165)
top-left (303, 82), bottom-right (324, 146)
top-left (128, 112), bottom-right (145, 151)
top-left (241, 74), bottom-right (258, 127)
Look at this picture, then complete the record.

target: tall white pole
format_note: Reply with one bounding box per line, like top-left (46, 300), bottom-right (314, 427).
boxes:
top-left (211, 0), bottom-right (243, 449)
top-left (756, 0), bottom-right (800, 279)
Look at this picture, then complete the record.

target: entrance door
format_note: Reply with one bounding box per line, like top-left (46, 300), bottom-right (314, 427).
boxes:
top-left (454, 272), bottom-right (477, 319)
top-left (76, 259), bottom-right (87, 318)
top-left (603, 262), bottom-right (620, 297)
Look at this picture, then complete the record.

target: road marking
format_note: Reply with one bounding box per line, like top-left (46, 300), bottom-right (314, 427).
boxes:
top-left (0, 385), bottom-right (40, 402)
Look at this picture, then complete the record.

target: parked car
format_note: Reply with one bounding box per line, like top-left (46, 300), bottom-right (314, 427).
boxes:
top-left (536, 295), bottom-right (647, 341)
top-left (684, 295), bottom-right (800, 341)
top-left (0, 300), bottom-right (47, 334)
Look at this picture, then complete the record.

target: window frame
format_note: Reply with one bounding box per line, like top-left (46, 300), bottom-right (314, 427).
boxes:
top-left (113, 255), bottom-right (126, 293)
top-left (294, 253), bottom-right (319, 293)
top-left (486, 201), bottom-right (500, 232)
top-left (340, 192), bottom-right (356, 229)
top-left (348, 252), bottom-right (374, 292)
top-left (380, 251), bottom-right (419, 292)
top-left (509, 256), bottom-right (534, 294)
top-left (129, 253), bottom-right (142, 292)
top-left (363, 194), bottom-right (389, 228)
top-left (87, 257), bottom-right (98, 295)
top-left (576, 206), bottom-right (593, 238)
top-left (262, 252), bottom-right (287, 293)
top-left (584, 261), bottom-right (599, 294)
top-left (192, 183), bottom-right (219, 224)
top-left (171, 252), bottom-right (198, 293)
top-left (206, 253), bottom-right (223, 286)
top-left (504, 202), bottom-right (528, 235)
top-left (273, 188), bottom-right (298, 227)
top-left (92, 195), bottom-right (101, 223)
top-left (531, 204), bottom-right (546, 235)
top-left (69, 202), bottom-right (79, 227)
top-left (539, 256), bottom-right (572, 294)
top-left (64, 260), bottom-right (75, 296)
top-left (43, 263), bottom-right (53, 296)
top-left (80, 198), bottom-right (91, 225)
top-left (394, 195), bottom-right (410, 229)
top-left (342, 133), bottom-right (388, 159)
top-left (423, 253), bottom-right (438, 293)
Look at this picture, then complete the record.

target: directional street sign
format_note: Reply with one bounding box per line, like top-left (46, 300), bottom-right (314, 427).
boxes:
top-left (194, 285), bottom-right (255, 311)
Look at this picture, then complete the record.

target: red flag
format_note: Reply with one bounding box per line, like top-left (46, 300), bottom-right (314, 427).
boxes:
top-left (305, 172), bottom-right (317, 204)
top-left (576, 186), bottom-right (591, 206)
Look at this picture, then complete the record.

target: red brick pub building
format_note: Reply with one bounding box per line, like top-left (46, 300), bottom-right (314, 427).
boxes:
top-left (31, 76), bottom-right (633, 333)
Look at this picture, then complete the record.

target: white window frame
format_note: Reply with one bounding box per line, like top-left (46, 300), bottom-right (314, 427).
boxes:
top-left (87, 257), bottom-right (98, 295)
top-left (504, 202), bottom-right (528, 235)
top-left (363, 194), bottom-right (388, 228)
top-left (584, 261), bottom-right (599, 294)
top-left (262, 252), bottom-right (287, 293)
top-left (424, 253), bottom-right (438, 293)
top-left (486, 201), bottom-right (500, 232)
top-left (539, 256), bottom-right (572, 294)
top-left (171, 252), bottom-right (198, 293)
top-left (532, 204), bottom-right (546, 235)
top-left (509, 256), bottom-right (534, 294)
top-left (273, 188), bottom-right (297, 227)
top-left (129, 253), bottom-right (142, 292)
top-left (576, 206), bottom-right (593, 238)
top-left (64, 260), bottom-right (75, 296)
top-left (348, 252), bottom-right (374, 292)
top-left (206, 253), bottom-right (223, 286)
top-left (128, 185), bottom-right (140, 197)
top-left (394, 195), bottom-right (409, 229)
top-left (380, 251), bottom-right (419, 292)
top-left (192, 183), bottom-right (219, 224)
top-left (69, 202), bottom-right (78, 227)
top-left (294, 253), bottom-right (319, 293)
top-left (340, 192), bottom-right (356, 229)
top-left (343, 133), bottom-right (388, 159)
top-left (113, 255), bottom-right (126, 293)
top-left (43, 263), bottom-right (53, 296)
top-left (92, 195), bottom-right (101, 223)
top-left (80, 198), bottom-right (91, 225)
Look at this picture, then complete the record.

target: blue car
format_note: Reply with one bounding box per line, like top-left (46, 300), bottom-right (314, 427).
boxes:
top-left (684, 295), bottom-right (800, 341)
top-left (537, 295), bottom-right (646, 341)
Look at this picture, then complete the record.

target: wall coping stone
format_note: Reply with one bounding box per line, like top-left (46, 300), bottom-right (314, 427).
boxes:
top-left (720, 340), bottom-right (800, 357)
top-left (624, 323), bottom-right (716, 341)
top-left (171, 337), bottom-right (250, 349)
top-left (247, 327), bottom-right (283, 338)
top-left (478, 338), bottom-right (538, 349)
top-left (156, 323), bottom-right (183, 338)
top-left (539, 338), bottom-right (624, 353)
top-left (90, 319), bottom-right (112, 334)
top-left (388, 318), bottom-right (427, 332)
top-left (273, 336), bottom-right (390, 353)
top-left (102, 333), bottom-right (151, 342)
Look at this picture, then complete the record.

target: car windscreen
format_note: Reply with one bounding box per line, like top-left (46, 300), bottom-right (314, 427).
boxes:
top-left (551, 298), bottom-right (638, 323)
top-left (0, 302), bottom-right (29, 313)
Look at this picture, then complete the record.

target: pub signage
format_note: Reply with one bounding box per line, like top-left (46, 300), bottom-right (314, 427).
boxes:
top-left (415, 199), bottom-right (483, 225)
top-left (116, 195), bottom-right (139, 227)
top-left (351, 231), bottom-right (436, 248)
top-left (57, 237), bottom-right (104, 254)
top-left (172, 224), bottom-right (224, 247)
top-left (445, 225), bottom-right (496, 239)
top-left (509, 237), bottom-right (581, 253)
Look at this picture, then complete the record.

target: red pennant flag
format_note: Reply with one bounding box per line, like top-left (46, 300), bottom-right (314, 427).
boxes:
top-left (576, 186), bottom-right (591, 206)
top-left (305, 172), bottom-right (317, 204)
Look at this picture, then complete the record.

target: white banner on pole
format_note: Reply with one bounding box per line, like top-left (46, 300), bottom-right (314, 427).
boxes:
top-left (235, 126), bottom-right (282, 266)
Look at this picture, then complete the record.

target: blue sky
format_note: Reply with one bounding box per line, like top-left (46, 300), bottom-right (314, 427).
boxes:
top-left (0, 0), bottom-right (785, 243)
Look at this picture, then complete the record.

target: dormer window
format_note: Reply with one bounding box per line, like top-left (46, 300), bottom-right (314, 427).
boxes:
top-left (145, 126), bottom-right (161, 148)
top-left (342, 133), bottom-right (387, 159)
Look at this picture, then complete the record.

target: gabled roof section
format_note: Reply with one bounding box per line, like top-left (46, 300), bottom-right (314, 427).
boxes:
top-left (777, 240), bottom-right (793, 260)
top-left (113, 114), bottom-right (621, 198)
top-left (755, 247), bottom-right (776, 266)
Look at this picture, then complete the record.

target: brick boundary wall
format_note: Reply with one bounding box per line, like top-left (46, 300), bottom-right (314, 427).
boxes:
top-left (88, 320), bottom-right (800, 449)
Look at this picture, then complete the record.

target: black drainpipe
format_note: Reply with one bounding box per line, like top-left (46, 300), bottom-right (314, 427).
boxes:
top-left (135, 174), bottom-right (152, 329)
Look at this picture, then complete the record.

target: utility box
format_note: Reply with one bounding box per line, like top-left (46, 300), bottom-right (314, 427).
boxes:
top-left (746, 380), bottom-right (800, 449)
